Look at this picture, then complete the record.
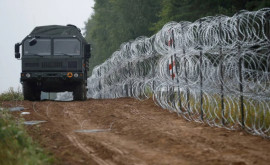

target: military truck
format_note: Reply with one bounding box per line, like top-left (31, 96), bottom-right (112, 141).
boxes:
top-left (15, 25), bottom-right (91, 101)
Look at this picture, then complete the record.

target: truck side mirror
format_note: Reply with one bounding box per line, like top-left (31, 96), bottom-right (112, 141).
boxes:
top-left (15, 43), bottom-right (21, 59)
top-left (85, 44), bottom-right (91, 59)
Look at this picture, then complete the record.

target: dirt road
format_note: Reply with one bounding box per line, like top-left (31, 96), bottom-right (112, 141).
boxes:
top-left (4, 98), bottom-right (270, 165)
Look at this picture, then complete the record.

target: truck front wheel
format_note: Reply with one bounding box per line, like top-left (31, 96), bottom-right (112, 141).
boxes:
top-left (23, 82), bottom-right (41, 101)
top-left (73, 83), bottom-right (86, 101)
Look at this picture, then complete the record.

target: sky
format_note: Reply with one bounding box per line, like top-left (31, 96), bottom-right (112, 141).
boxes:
top-left (0, 0), bottom-right (94, 93)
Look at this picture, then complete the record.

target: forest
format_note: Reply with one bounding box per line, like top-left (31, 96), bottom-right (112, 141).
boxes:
top-left (84, 0), bottom-right (270, 74)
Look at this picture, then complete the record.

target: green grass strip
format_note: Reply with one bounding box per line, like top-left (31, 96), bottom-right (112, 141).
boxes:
top-left (0, 108), bottom-right (54, 165)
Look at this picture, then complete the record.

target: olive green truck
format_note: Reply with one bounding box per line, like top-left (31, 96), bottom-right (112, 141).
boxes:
top-left (15, 25), bottom-right (91, 101)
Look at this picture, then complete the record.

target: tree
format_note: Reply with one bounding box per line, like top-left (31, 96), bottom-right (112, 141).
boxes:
top-left (85, 0), bottom-right (269, 74)
top-left (151, 0), bottom-right (270, 32)
top-left (84, 0), bottom-right (161, 74)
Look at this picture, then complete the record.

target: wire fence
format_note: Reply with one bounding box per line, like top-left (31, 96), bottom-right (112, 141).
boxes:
top-left (87, 8), bottom-right (270, 138)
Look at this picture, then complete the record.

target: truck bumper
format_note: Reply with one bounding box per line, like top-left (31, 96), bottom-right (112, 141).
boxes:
top-left (21, 72), bottom-right (85, 82)
top-left (20, 72), bottom-right (86, 92)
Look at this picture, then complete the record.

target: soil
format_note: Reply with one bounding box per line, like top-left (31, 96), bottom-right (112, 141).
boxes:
top-left (3, 98), bottom-right (270, 165)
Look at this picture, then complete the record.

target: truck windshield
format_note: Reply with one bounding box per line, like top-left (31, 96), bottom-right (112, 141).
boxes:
top-left (54, 39), bottom-right (80, 56)
top-left (24, 39), bottom-right (51, 55)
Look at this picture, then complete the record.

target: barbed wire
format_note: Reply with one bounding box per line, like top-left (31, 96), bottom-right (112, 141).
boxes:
top-left (87, 8), bottom-right (270, 138)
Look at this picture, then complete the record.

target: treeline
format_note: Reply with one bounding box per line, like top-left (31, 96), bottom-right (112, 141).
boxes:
top-left (84, 0), bottom-right (270, 74)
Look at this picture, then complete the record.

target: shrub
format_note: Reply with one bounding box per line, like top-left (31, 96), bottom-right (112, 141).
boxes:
top-left (0, 87), bottom-right (23, 101)
top-left (0, 109), bottom-right (54, 165)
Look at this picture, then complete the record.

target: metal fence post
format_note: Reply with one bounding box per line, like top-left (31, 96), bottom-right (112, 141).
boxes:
top-left (174, 54), bottom-right (182, 110)
top-left (219, 19), bottom-right (225, 125)
top-left (184, 55), bottom-right (190, 115)
top-left (171, 30), bottom-right (182, 109)
top-left (182, 26), bottom-right (190, 114)
top-left (237, 17), bottom-right (245, 129)
top-left (167, 29), bottom-right (175, 105)
top-left (152, 61), bottom-right (155, 91)
top-left (128, 62), bottom-right (132, 97)
top-left (199, 19), bottom-right (204, 121)
top-left (125, 84), bottom-right (128, 97)
top-left (138, 63), bottom-right (142, 97)
top-left (98, 70), bottom-right (102, 99)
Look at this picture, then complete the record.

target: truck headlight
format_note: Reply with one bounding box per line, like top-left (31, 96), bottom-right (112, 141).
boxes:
top-left (26, 73), bottom-right (31, 78)
top-left (74, 73), bottom-right (78, 78)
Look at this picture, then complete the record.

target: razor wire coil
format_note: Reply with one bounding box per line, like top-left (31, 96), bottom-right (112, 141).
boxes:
top-left (86, 8), bottom-right (270, 138)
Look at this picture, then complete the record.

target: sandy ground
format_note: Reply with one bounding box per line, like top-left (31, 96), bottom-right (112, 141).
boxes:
top-left (3, 98), bottom-right (270, 165)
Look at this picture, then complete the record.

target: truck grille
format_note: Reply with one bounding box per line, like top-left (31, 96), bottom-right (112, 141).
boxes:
top-left (42, 62), bottom-right (63, 68)
top-left (68, 61), bottom-right (77, 68)
top-left (24, 63), bottom-right (39, 67)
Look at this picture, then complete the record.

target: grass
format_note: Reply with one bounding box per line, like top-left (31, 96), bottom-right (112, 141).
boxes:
top-left (200, 94), bottom-right (270, 132)
top-left (0, 87), bottom-right (23, 102)
top-left (164, 90), bottom-right (270, 136)
top-left (0, 108), bottom-right (54, 165)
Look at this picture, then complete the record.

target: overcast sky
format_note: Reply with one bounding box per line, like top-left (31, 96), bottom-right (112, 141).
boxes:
top-left (0, 0), bottom-right (94, 93)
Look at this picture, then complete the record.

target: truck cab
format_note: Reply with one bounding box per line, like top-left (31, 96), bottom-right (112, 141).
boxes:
top-left (15, 25), bottom-right (91, 101)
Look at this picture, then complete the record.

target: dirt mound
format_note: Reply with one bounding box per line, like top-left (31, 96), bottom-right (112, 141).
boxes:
top-left (3, 98), bottom-right (270, 164)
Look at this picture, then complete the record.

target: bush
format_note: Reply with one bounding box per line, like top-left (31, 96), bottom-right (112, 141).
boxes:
top-left (0, 87), bottom-right (23, 101)
top-left (0, 109), bottom-right (54, 165)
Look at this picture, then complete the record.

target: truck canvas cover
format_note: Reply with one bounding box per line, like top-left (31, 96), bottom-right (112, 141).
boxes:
top-left (29, 25), bottom-right (86, 42)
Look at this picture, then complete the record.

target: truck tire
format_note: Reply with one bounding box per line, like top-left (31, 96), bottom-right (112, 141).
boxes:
top-left (73, 83), bottom-right (86, 101)
top-left (34, 89), bottom-right (41, 101)
top-left (23, 82), bottom-right (41, 101)
top-left (23, 82), bottom-right (35, 101)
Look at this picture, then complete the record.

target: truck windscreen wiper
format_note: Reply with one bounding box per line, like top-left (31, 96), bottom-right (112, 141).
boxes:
top-left (27, 54), bottom-right (44, 57)
top-left (57, 53), bottom-right (73, 57)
